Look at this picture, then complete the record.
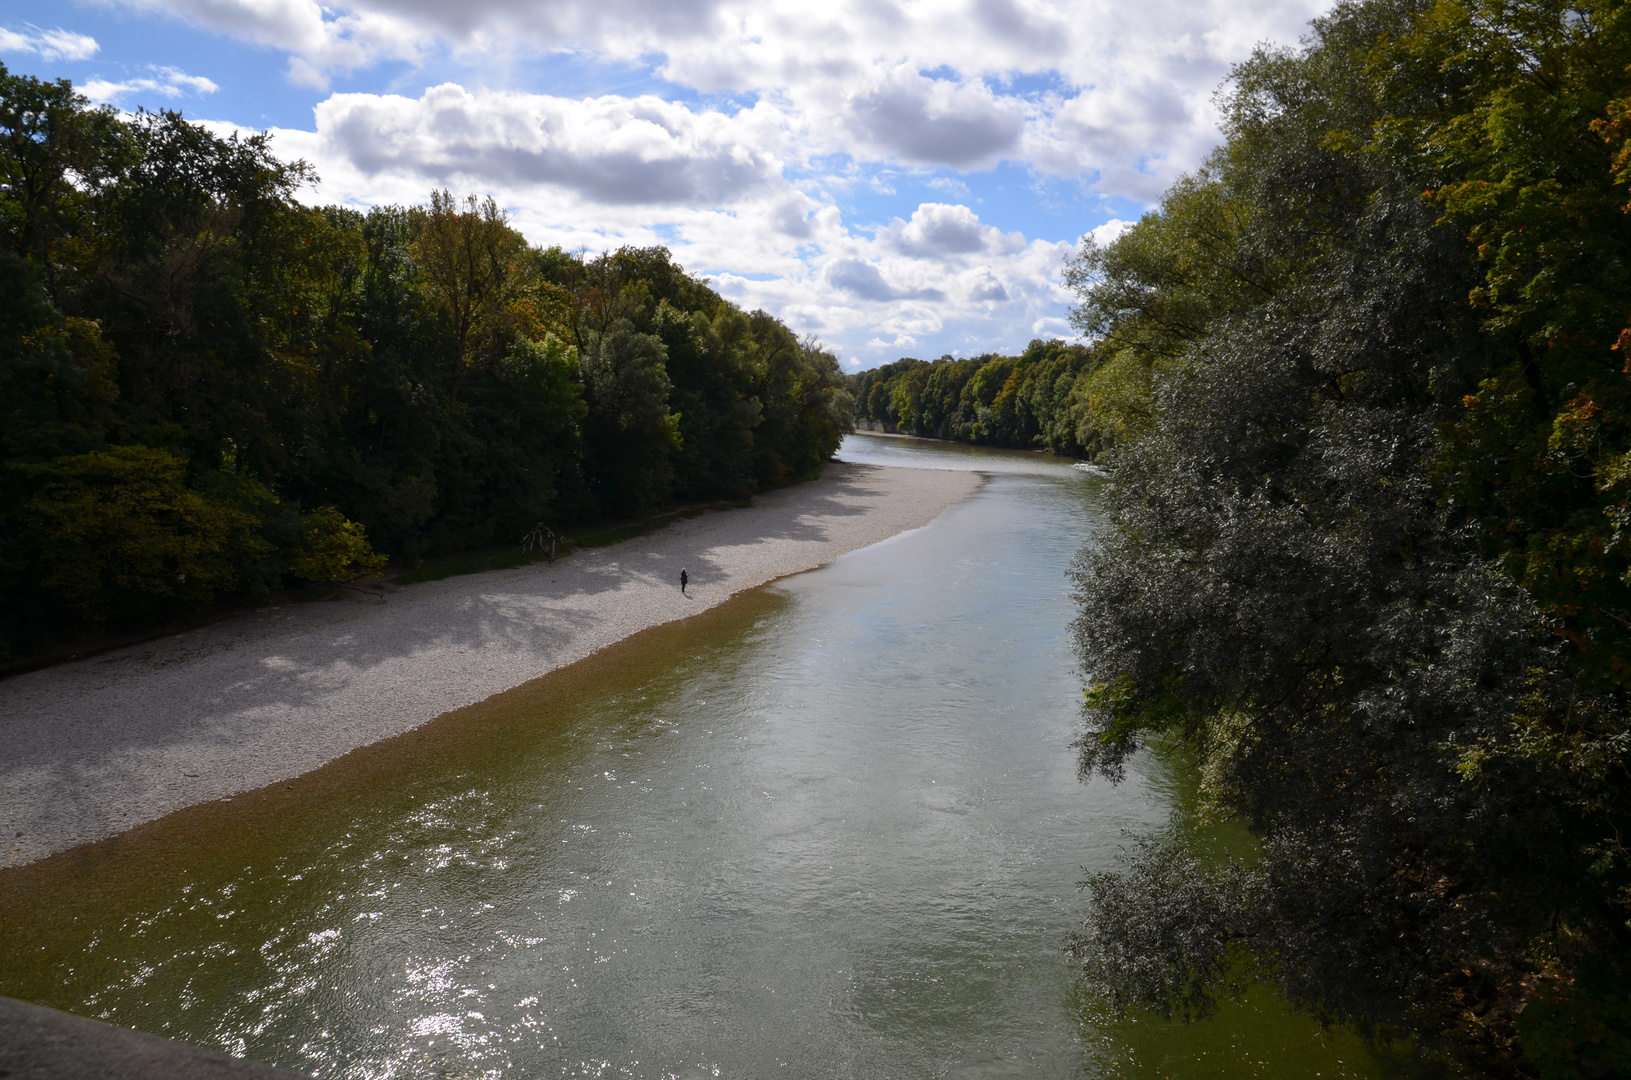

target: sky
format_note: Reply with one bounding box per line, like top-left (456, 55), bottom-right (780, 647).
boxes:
top-left (0, 0), bottom-right (1328, 370)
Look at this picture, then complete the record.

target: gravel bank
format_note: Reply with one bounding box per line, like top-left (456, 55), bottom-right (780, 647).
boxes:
top-left (0, 462), bottom-right (979, 868)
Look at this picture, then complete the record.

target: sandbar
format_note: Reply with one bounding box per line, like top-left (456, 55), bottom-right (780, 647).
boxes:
top-left (0, 462), bottom-right (979, 868)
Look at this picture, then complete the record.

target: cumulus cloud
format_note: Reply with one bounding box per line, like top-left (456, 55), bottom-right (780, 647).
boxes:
top-left (844, 68), bottom-right (1023, 168)
top-left (1088, 218), bottom-right (1135, 247)
top-left (105, 0), bottom-right (1325, 198)
top-left (0, 25), bottom-right (99, 61)
top-left (964, 266), bottom-right (1011, 303)
top-left (883, 203), bottom-right (1021, 259)
top-left (301, 85), bottom-right (785, 206)
top-left (82, 66), bottom-right (219, 104)
top-left (971, 0), bottom-right (1069, 55)
top-left (767, 194), bottom-right (822, 240)
top-left (825, 257), bottom-right (945, 302)
top-left (104, 0), bottom-right (425, 88)
top-left (143, 0), bottom-right (1327, 361)
top-left (265, 81), bottom-right (1086, 362)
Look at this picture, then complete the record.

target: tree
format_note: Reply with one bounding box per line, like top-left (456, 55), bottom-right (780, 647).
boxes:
top-left (0, 74), bottom-right (851, 657)
top-left (1064, 1), bottom-right (1631, 1074)
top-left (843, 344), bottom-right (1091, 451)
top-left (18, 446), bottom-right (271, 623)
top-left (0, 63), bottom-right (124, 303)
top-left (579, 318), bottom-right (678, 517)
top-left (289, 507), bottom-right (388, 585)
top-left (662, 304), bottom-right (763, 500)
top-left (751, 315), bottom-right (851, 485)
top-left (411, 191), bottom-right (529, 402)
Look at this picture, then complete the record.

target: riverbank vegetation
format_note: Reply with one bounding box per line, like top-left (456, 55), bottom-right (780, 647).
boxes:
top-left (0, 68), bottom-right (851, 661)
top-left (1066, 1), bottom-right (1631, 1076)
top-left (846, 339), bottom-right (1095, 454)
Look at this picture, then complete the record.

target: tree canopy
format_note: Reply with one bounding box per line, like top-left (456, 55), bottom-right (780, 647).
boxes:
top-left (847, 338), bottom-right (1097, 454)
top-left (0, 69), bottom-right (851, 658)
top-left (1064, 1), bottom-right (1631, 1076)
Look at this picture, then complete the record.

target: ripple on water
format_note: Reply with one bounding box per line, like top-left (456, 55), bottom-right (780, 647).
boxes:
top-left (0, 440), bottom-right (1418, 1079)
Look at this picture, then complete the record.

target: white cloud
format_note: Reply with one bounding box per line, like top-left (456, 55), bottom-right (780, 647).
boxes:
top-left (1087, 218), bottom-right (1135, 247)
top-left (108, 0), bottom-right (1326, 199)
top-left (301, 85), bottom-right (786, 205)
top-left (107, 0), bottom-right (422, 89)
top-left (963, 266), bottom-right (1010, 303)
top-left (694, 209), bottom-right (1074, 360)
top-left (0, 25), bottom-right (100, 61)
top-left (261, 79), bottom-right (1091, 359)
top-left (156, 0), bottom-right (1327, 361)
top-left (882, 203), bottom-right (1023, 258)
top-left (843, 66), bottom-right (1024, 168)
top-left (81, 66), bottom-right (219, 104)
top-left (826, 256), bottom-right (945, 303)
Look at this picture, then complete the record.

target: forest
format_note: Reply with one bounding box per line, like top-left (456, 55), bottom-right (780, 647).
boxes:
top-left (846, 339), bottom-right (1097, 454)
top-left (1062, 0), bottom-right (1631, 1077)
top-left (0, 68), bottom-right (852, 661)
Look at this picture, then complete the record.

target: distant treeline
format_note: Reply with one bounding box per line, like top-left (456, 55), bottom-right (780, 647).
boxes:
top-left (0, 65), bottom-right (851, 658)
top-left (848, 339), bottom-right (1097, 455)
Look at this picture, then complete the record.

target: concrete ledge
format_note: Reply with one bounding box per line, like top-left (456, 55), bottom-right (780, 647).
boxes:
top-left (0, 996), bottom-right (310, 1079)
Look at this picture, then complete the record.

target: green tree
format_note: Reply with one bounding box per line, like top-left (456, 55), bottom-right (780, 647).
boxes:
top-left (751, 314), bottom-right (851, 485)
top-left (580, 318), bottom-right (678, 517)
top-left (18, 446), bottom-right (272, 623)
top-left (0, 63), bottom-right (124, 302)
top-left (845, 345), bottom-right (1091, 452)
top-left (0, 73), bottom-right (854, 657)
top-left (411, 191), bottom-right (531, 402)
top-left (1064, 1), bottom-right (1631, 1074)
top-left (289, 506), bottom-right (388, 584)
top-left (661, 303), bottom-right (763, 499)
top-left (429, 333), bottom-right (587, 547)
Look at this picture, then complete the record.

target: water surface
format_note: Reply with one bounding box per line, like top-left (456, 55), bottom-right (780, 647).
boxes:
top-left (0, 433), bottom-right (1395, 1078)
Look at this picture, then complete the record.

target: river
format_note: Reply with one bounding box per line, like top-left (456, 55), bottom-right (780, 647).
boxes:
top-left (0, 433), bottom-right (1399, 1078)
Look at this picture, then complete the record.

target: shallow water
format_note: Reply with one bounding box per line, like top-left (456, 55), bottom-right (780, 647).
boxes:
top-left (0, 433), bottom-right (1399, 1078)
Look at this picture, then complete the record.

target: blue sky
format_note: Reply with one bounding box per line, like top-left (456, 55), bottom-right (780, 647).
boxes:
top-left (1, 0), bottom-right (1326, 369)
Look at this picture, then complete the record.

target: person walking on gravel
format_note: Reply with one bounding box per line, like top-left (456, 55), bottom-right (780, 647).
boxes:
top-left (680, 567), bottom-right (689, 596)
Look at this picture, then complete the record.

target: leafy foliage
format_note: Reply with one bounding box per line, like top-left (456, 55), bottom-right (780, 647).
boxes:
top-left (847, 338), bottom-right (1097, 454)
top-left (18, 445), bottom-right (272, 621)
top-left (0, 65), bottom-right (850, 657)
top-left (1065, 1), bottom-right (1631, 1075)
top-left (289, 507), bottom-right (389, 585)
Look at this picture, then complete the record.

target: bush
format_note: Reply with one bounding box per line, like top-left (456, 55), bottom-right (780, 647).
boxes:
top-left (20, 445), bottom-right (270, 623)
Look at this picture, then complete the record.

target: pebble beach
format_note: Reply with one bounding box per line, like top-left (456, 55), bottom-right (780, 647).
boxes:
top-left (0, 462), bottom-right (979, 869)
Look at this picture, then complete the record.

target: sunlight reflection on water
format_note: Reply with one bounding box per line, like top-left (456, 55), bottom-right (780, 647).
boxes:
top-left (0, 437), bottom-right (1405, 1079)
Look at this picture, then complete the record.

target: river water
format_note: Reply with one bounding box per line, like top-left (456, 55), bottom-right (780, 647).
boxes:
top-left (0, 434), bottom-right (1399, 1079)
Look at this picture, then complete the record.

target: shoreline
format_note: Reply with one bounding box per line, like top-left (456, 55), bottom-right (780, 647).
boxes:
top-left (850, 428), bottom-right (1085, 459)
top-left (0, 462), bottom-right (979, 869)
